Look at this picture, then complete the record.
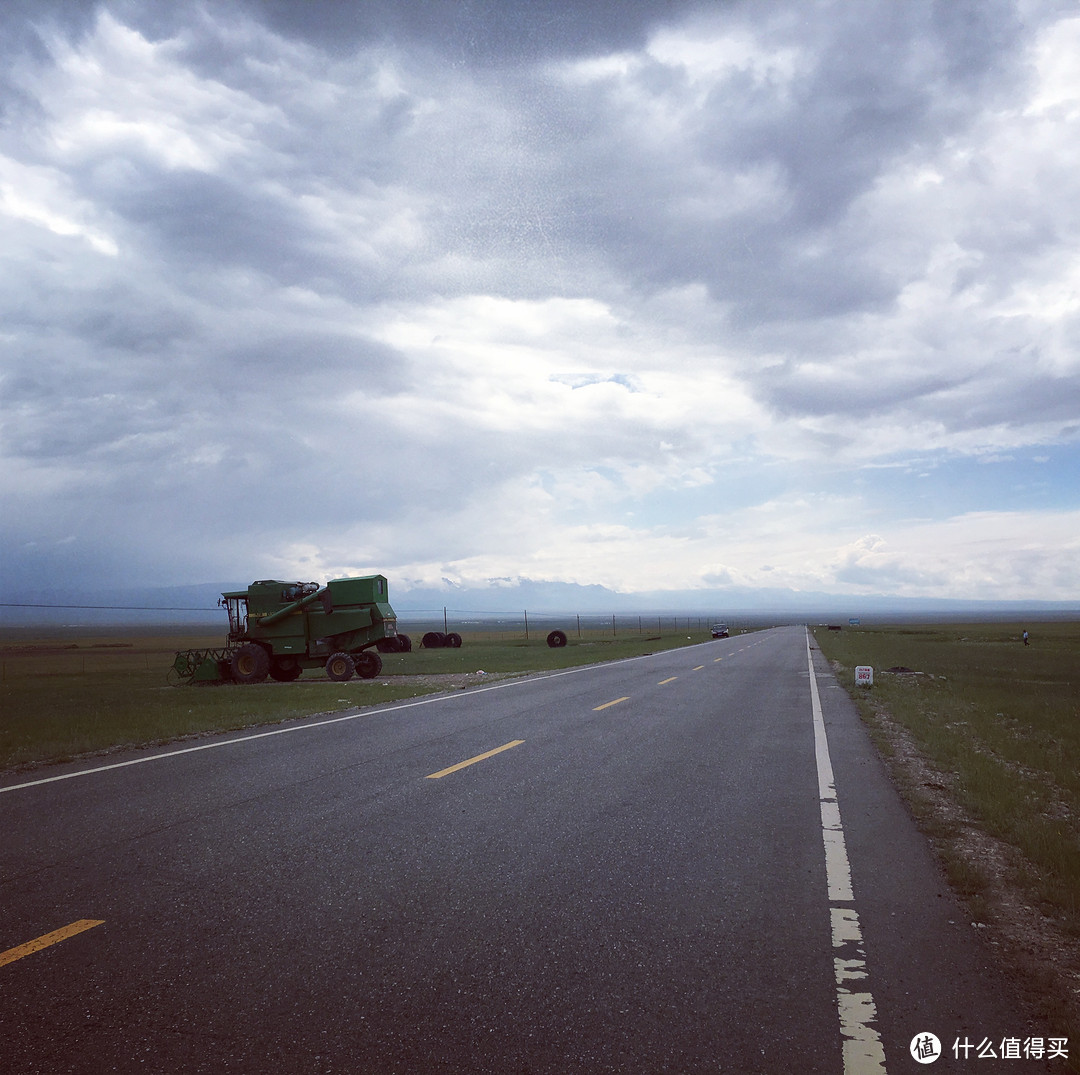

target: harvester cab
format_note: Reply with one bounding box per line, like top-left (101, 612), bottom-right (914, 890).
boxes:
top-left (221, 580), bottom-right (322, 642)
top-left (171, 575), bottom-right (398, 685)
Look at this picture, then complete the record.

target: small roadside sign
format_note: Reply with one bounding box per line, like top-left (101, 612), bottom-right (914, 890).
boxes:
top-left (849, 618), bottom-right (861, 626)
top-left (855, 666), bottom-right (874, 687)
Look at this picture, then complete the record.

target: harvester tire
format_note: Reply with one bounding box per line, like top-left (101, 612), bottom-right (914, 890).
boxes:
top-left (354, 651), bottom-right (382, 679)
top-left (231, 643), bottom-right (270, 683)
top-left (421, 632), bottom-right (443, 649)
top-left (269, 657), bottom-right (302, 682)
top-left (547, 630), bottom-right (568, 648)
top-left (396, 634), bottom-right (412, 652)
top-left (326, 652), bottom-right (355, 681)
top-left (445, 632), bottom-right (462, 648)
top-left (375, 638), bottom-right (399, 653)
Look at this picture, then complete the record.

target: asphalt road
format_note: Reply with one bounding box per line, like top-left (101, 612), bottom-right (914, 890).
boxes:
top-left (0, 626), bottom-right (1063, 1074)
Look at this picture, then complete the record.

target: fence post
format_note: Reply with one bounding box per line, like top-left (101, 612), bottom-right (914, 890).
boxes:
top-left (524, 610), bottom-right (529, 641)
top-left (576, 615), bottom-right (581, 638)
top-left (443, 607), bottom-right (448, 634)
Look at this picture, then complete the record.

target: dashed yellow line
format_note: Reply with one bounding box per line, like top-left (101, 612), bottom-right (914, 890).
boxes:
top-left (425, 740), bottom-right (524, 779)
top-left (658, 677), bottom-right (678, 685)
top-left (0, 920), bottom-right (104, 969)
top-left (693, 665), bottom-right (705, 671)
top-left (593, 696), bottom-right (630, 711)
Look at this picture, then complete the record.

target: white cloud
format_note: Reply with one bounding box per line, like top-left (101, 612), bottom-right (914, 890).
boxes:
top-left (1026, 15), bottom-right (1080, 118)
top-left (1, 0), bottom-right (1078, 606)
top-left (38, 12), bottom-right (285, 172)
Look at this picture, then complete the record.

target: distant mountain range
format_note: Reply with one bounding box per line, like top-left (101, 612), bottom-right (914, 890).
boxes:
top-left (1, 576), bottom-right (1076, 628)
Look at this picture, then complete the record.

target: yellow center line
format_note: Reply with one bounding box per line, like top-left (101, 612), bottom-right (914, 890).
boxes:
top-left (0, 920), bottom-right (104, 969)
top-left (658, 677), bottom-right (678, 685)
top-left (714, 657), bottom-right (723, 662)
top-left (425, 739), bottom-right (525, 779)
top-left (593, 696), bottom-right (630, 711)
top-left (693, 665), bottom-right (705, 671)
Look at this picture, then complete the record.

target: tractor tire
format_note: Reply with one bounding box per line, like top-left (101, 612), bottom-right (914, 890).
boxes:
top-left (396, 634), bottom-right (412, 652)
top-left (269, 657), bottom-right (302, 682)
top-left (445, 632), bottom-right (462, 648)
top-left (375, 638), bottom-right (399, 653)
top-left (231, 643), bottom-right (270, 683)
top-left (326, 652), bottom-right (355, 681)
top-left (546, 630), bottom-right (568, 648)
top-left (354, 651), bottom-right (383, 679)
top-left (421, 632), bottom-right (444, 649)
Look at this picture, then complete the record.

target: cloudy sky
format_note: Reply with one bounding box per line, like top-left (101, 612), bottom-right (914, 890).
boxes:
top-left (2, 0), bottom-right (1079, 607)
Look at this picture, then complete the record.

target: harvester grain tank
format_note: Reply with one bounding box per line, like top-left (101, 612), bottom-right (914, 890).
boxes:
top-left (172, 575), bottom-right (398, 684)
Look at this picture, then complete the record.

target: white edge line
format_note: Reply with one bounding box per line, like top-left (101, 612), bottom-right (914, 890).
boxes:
top-left (0, 642), bottom-right (731, 795)
top-left (807, 629), bottom-right (887, 1075)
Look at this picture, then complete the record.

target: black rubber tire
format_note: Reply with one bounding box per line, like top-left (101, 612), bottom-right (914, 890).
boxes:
top-left (269, 657), bottom-right (302, 682)
top-left (326, 652), bottom-right (355, 681)
top-left (445, 632), bottom-right (462, 648)
top-left (375, 638), bottom-right (398, 653)
top-left (354, 651), bottom-right (383, 679)
top-left (231, 643), bottom-right (270, 683)
top-left (546, 630), bottom-right (568, 648)
top-left (421, 632), bottom-right (443, 649)
top-left (396, 634), bottom-right (412, 652)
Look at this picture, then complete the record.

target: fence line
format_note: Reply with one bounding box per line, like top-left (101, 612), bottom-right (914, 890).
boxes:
top-left (394, 609), bottom-right (730, 643)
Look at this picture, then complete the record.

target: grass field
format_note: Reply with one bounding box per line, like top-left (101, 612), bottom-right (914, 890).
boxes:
top-left (0, 625), bottom-right (722, 772)
top-left (813, 621), bottom-right (1080, 1052)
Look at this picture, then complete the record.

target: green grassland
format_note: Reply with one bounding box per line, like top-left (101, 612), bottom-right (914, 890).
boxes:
top-left (0, 625), bottom-right (721, 772)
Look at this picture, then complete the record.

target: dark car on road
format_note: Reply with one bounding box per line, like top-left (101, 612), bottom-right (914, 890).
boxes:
top-left (710, 623), bottom-right (730, 638)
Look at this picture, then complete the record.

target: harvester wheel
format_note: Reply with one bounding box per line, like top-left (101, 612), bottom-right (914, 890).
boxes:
top-left (326, 652), bottom-right (355, 681)
top-left (396, 634), bottom-right (412, 652)
top-left (421, 632), bottom-right (443, 649)
top-left (231, 643), bottom-right (270, 683)
top-left (354, 651), bottom-right (382, 679)
top-left (445, 632), bottom-right (462, 648)
top-left (547, 630), bottom-right (568, 648)
top-left (269, 657), bottom-right (302, 682)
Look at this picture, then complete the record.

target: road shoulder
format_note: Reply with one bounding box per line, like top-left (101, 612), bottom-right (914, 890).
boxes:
top-left (808, 639), bottom-right (1065, 1071)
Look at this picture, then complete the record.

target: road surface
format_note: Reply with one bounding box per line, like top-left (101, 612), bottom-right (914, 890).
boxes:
top-left (0, 626), bottom-right (1061, 1073)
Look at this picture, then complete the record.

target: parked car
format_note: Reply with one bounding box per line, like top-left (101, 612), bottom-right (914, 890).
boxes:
top-left (710, 623), bottom-right (730, 638)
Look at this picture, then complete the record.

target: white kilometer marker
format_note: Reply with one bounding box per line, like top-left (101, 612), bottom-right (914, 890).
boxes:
top-left (807, 630), bottom-right (887, 1075)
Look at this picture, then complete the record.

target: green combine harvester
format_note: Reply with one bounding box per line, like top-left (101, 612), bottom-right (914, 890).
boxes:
top-left (172, 575), bottom-right (398, 684)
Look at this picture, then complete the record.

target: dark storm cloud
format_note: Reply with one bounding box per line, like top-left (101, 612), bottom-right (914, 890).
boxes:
top-left (218, 330), bottom-right (410, 401)
top-left (117, 170), bottom-right (324, 282)
top-left (536, 0), bottom-right (1034, 323)
top-left (221, 0), bottom-right (707, 61)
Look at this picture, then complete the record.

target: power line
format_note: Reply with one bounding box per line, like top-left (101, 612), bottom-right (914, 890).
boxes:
top-left (0, 602), bottom-right (219, 612)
